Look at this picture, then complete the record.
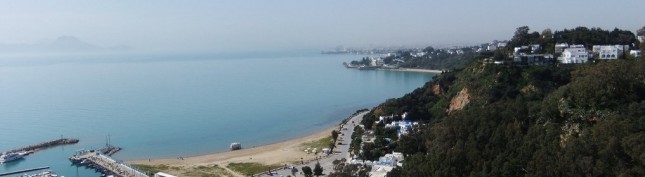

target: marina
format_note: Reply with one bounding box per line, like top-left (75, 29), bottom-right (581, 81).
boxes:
top-left (69, 150), bottom-right (147, 177)
top-left (0, 166), bottom-right (50, 176)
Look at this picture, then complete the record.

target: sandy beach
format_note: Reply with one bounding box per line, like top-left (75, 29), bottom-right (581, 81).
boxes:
top-left (384, 68), bottom-right (443, 73)
top-left (131, 126), bottom-right (336, 165)
top-left (129, 125), bottom-right (342, 176)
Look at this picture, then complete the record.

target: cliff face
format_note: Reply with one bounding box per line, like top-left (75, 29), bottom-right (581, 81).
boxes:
top-left (447, 87), bottom-right (470, 114)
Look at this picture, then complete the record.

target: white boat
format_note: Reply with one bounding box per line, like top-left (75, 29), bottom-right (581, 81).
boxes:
top-left (0, 152), bottom-right (26, 164)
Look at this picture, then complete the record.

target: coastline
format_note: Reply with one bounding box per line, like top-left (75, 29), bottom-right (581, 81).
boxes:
top-left (381, 67), bottom-right (443, 73)
top-left (130, 126), bottom-right (337, 166)
top-left (128, 111), bottom-right (368, 176)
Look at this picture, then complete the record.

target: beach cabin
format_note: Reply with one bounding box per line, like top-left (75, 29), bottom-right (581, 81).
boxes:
top-left (154, 172), bottom-right (178, 177)
top-left (230, 142), bottom-right (242, 151)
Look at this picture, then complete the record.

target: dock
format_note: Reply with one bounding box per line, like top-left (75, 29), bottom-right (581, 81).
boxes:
top-left (70, 150), bottom-right (148, 177)
top-left (0, 166), bottom-right (49, 176)
top-left (4, 138), bottom-right (79, 154)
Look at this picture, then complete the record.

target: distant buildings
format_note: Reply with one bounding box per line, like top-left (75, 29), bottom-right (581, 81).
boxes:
top-left (514, 54), bottom-right (555, 65)
top-left (639, 35), bottom-right (645, 43)
top-left (559, 46), bottom-right (589, 64)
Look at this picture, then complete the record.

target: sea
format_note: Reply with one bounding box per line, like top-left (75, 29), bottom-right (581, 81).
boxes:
top-left (0, 51), bottom-right (434, 176)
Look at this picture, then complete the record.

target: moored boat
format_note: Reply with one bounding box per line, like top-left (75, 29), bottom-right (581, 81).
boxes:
top-left (0, 151), bottom-right (27, 164)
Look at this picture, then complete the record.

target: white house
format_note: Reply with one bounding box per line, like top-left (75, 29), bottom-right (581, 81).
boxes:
top-left (369, 152), bottom-right (405, 177)
top-left (555, 43), bottom-right (569, 53)
top-left (559, 47), bottom-right (589, 64)
top-left (592, 45), bottom-right (628, 59)
top-left (638, 35), bottom-right (644, 43)
top-left (487, 44), bottom-right (497, 51)
top-left (530, 44), bottom-right (541, 53)
top-left (631, 50), bottom-right (642, 58)
top-left (497, 42), bottom-right (508, 48)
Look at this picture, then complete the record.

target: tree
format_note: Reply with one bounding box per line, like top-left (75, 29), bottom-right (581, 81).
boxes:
top-left (510, 26), bottom-right (531, 47)
top-left (313, 162), bottom-right (324, 177)
top-left (302, 166), bottom-right (313, 177)
top-left (331, 130), bottom-right (339, 142)
top-left (637, 26), bottom-right (645, 36)
top-left (291, 167), bottom-right (299, 176)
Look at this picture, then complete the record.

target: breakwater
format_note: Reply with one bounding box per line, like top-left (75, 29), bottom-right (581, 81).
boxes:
top-left (4, 138), bottom-right (79, 154)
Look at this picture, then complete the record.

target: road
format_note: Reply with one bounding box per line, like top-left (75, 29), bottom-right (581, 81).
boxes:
top-left (255, 111), bottom-right (367, 177)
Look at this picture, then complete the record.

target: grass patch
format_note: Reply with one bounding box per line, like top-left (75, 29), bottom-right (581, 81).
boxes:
top-left (226, 162), bottom-right (282, 175)
top-left (133, 164), bottom-right (232, 177)
top-left (133, 164), bottom-right (179, 174)
top-left (301, 136), bottom-right (334, 152)
top-left (183, 165), bottom-right (233, 177)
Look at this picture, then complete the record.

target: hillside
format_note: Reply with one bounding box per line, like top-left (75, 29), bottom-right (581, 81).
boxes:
top-left (356, 56), bottom-right (645, 176)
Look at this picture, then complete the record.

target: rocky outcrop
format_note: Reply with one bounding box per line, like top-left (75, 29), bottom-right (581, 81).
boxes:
top-left (432, 84), bottom-right (443, 95)
top-left (447, 87), bottom-right (471, 114)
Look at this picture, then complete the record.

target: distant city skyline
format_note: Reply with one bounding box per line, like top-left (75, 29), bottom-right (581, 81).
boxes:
top-left (1, 0), bottom-right (643, 53)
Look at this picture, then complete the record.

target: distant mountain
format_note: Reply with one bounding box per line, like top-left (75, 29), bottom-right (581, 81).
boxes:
top-left (0, 36), bottom-right (131, 53)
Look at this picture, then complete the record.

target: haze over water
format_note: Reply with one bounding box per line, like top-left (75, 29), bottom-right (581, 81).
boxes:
top-left (0, 52), bottom-right (434, 176)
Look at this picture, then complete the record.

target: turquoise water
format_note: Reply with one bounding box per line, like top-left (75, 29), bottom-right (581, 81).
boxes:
top-left (0, 52), bottom-right (434, 176)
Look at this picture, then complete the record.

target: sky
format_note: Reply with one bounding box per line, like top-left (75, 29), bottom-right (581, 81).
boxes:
top-left (0, 0), bottom-right (644, 53)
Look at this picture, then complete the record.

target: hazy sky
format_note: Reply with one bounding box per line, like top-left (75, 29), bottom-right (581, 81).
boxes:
top-left (1, 0), bottom-right (644, 52)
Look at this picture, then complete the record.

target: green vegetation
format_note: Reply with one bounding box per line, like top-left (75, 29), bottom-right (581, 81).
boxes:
top-left (133, 164), bottom-right (233, 177)
top-left (372, 57), bottom-right (645, 176)
top-left (313, 162), bottom-right (324, 177)
top-left (302, 166), bottom-right (313, 177)
top-left (339, 26), bottom-right (645, 176)
top-left (183, 165), bottom-right (233, 177)
top-left (328, 159), bottom-right (370, 177)
top-left (134, 164), bottom-right (180, 174)
top-left (226, 162), bottom-right (281, 175)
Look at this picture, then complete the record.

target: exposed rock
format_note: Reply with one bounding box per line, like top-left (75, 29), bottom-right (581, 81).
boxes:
top-left (447, 87), bottom-right (471, 114)
top-left (560, 122), bottom-right (580, 147)
top-left (432, 84), bottom-right (443, 95)
top-left (521, 84), bottom-right (538, 95)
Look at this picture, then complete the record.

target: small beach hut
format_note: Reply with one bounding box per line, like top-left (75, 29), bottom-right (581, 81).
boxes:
top-left (230, 142), bottom-right (242, 151)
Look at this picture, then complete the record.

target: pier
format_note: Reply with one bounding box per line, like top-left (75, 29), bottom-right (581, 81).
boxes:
top-left (4, 138), bottom-right (79, 154)
top-left (0, 166), bottom-right (49, 176)
top-left (70, 150), bottom-right (148, 177)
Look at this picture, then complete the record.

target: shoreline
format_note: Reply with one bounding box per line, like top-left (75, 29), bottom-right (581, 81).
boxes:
top-left (129, 125), bottom-right (337, 166)
top-left (128, 111), bottom-right (368, 176)
top-left (381, 67), bottom-right (443, 73)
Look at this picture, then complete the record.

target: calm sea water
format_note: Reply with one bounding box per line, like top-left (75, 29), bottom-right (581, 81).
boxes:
top-left (0, 52), bottom-right (434, 176)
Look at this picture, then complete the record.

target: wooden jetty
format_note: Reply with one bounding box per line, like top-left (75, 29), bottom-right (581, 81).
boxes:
top-left (70, 150), bottom-right (148, 177)
top-left (4, 138), bottom-right (79, 154)
top-left (0, 166), bottom-right (49, 176)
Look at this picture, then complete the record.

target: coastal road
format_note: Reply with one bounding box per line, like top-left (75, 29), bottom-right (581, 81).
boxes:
top-left (256, 111), bottom-right (367, 177)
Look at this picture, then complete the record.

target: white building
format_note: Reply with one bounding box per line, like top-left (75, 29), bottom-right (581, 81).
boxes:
top-left (559, 47), bottom-right (589, 64)
top-left (530, 44), bottom-right (541, 53)
top-left (631, 50), bottom-right (642, 58)
top-left (592, 45), bottom-right (629, 59)
top-left (639, 35), bottom-right (644, 43)
top-left (555, 43), bottom-right (569, 53)
top-left (497, 42), bottom-right (508, 48)
top-left (487, 44), bottom-right (497, 51)
top-left (369, 152), bottom-right (405, 177)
